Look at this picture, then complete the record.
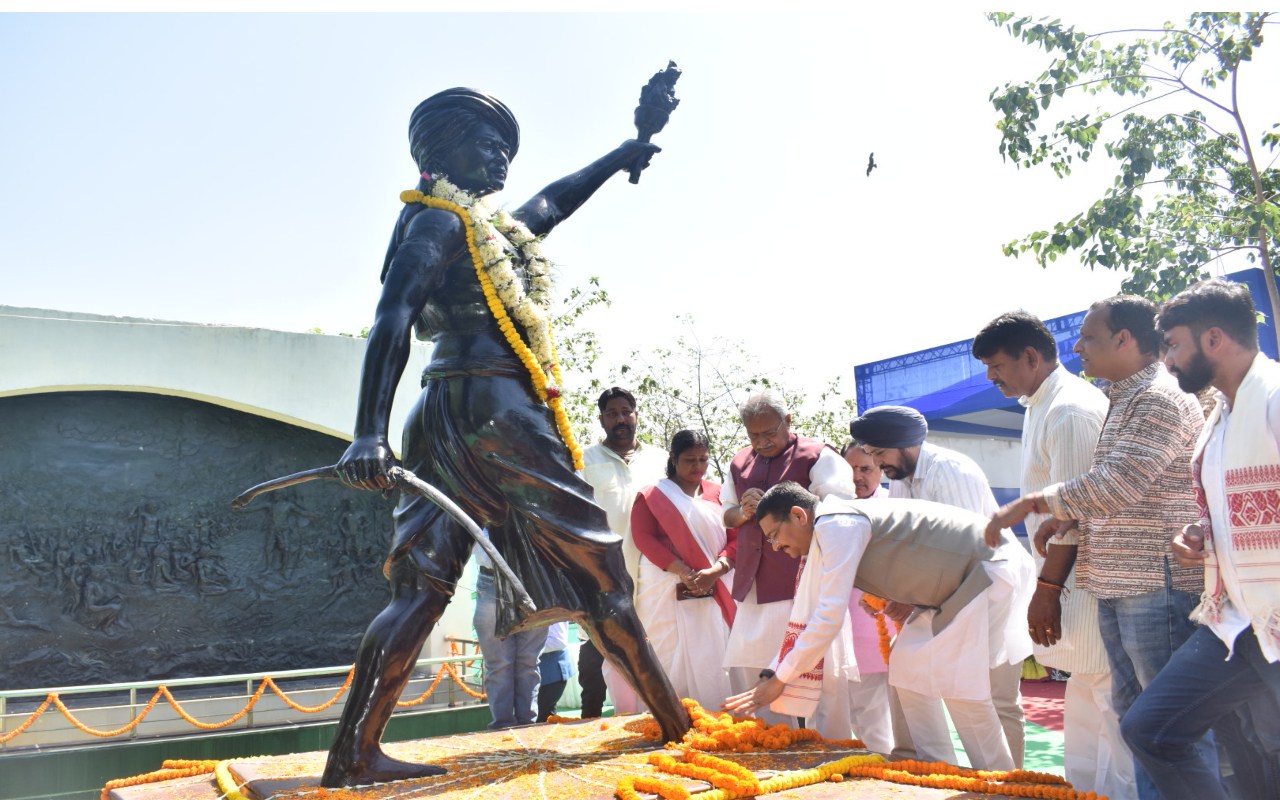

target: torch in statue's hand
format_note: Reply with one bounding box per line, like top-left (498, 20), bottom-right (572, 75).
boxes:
top-left (629, 60), bottom-right (682, 184)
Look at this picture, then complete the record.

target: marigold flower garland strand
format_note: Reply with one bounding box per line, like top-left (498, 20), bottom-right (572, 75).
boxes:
top-left (214, 760), bottom-right (253, 800)
top-left (845, 760), bottom-right (1104, 800)
top-left (862, 594), bottom-right (901, 664)
top-left (401, 178), bottom-right (583, 469)
top-left (100, 761), bottom-right (219, 800)
top-left (616, 700), bottom-right (1105, 800)
top-left (15, 663), bottom-right (477, 745)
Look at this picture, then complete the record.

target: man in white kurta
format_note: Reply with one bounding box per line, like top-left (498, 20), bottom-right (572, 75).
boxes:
top-left (848, 405), bottom-right (1023, 766)
top-left (973, 310), bottom-right (1133, 797)
top-left (579, 387), bottom-right (669, 714)
top-left (726, 484), bottom-right (1033, 770)
top-left (839, 442), bottom-right (894, 754)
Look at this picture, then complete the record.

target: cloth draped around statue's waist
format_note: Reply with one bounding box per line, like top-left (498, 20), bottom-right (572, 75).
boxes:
top-left (421, 329), bottom-right (528, 383)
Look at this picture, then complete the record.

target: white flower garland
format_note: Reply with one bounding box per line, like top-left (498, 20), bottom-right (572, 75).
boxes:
top-left (428, 174), bottom-right (558, 391)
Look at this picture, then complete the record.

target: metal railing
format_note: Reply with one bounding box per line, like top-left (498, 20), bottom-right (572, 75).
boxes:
top-left (0, 653), bottom-right (486, 752)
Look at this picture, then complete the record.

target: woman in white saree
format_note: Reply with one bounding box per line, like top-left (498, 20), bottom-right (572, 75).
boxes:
top-left (630, 430), bottom-right (736, 709)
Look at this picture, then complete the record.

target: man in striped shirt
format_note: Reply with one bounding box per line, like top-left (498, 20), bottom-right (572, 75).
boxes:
top-left (986, 296), bottom-right (1208, 800)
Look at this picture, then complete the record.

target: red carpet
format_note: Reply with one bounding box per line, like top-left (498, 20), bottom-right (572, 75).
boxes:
top-left (1020, 679), bottom-right (1065, 732)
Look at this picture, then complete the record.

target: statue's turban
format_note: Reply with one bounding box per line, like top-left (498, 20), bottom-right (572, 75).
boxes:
top-left (408, 88), bottom-right (520, 171)
top-left (848, 406), bottom-right (928, 449)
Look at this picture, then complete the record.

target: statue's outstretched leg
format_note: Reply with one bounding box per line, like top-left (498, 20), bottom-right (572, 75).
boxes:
top-left (321, 561), bottom-right (454, 787)
top-left (579, 589), bottom-right (692, 743)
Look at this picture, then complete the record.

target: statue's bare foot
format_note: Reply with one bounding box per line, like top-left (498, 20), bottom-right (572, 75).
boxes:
top-left (657, 708), bottom-right (693, 744)
top-left (321, 751), bottom-right (446, 788)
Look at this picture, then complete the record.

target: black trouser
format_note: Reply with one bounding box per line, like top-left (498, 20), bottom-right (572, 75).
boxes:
top-left (538, 679), bottom-right (567, 722)
top-left (578, 636), bottom-right (606, 718)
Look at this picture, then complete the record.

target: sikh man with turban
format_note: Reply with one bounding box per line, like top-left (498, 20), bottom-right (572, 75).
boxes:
top-left (847, 406), bottom-right (1031, 769)
top-left (325, 88), bottom-right (689, 786)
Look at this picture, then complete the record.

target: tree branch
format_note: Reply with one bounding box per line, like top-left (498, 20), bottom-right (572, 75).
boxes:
top-left (1017, 74), bottom-right (1182, 105)
top-left (1085, 27), bottom-right (1219, 55)
top-left (1134, 177), bottom-right (1257, 202)
top-left (1156, 111), bottom-right (1236, 143)
top-left (1171, 72), bottom-right (1236, 117)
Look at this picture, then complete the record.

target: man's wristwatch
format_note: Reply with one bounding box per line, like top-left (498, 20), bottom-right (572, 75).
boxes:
top-left (758, 668), bottom-right (775, 680)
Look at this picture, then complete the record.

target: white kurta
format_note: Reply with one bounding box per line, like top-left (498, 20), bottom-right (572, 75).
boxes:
top-left (888, 442), bottom-right (999, 516)
top-left (887, 555), bottom-right (1035, 700)
top-left (882, 441), bottom-right (1031, 696)
top-left (580, 440), bottom-right (669, 714)
top-left (580, 440), bottom-right (671, 591)
top-left (635, 479), bottom-right (733, 709)
top-left (721, 446), bottom-right (857, 671)
top-left (1020, 366), bottom-right (1110, 675)
top-left (768, 514), bottom-right (862, 727)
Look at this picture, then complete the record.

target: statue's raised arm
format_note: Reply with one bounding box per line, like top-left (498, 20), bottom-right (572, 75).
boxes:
top-left (514, 139), bottom-right (660, 236)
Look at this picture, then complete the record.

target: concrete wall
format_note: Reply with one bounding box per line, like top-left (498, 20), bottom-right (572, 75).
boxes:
top-left (0, 307), bottom-right (479, 658)
top-left (0, 306), bottom-right (429, 443)
top-left (927, 433), bottom-right (1023, 491)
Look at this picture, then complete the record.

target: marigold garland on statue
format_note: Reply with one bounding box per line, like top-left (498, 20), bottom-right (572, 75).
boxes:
top-left (401, 176), bottom-right (583, 469)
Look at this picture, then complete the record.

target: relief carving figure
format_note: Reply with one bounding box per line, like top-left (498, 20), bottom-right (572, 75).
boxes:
top-left (193, 541), bottom-right (231, 596)
top-left (0, 391), bottom-right (399, 690)
top-left (129, 502), bottom-right (163, 549)
top-left (240, 492), bottom-right (321, 580)
top-left (318, 88), bottom-right (690, 787)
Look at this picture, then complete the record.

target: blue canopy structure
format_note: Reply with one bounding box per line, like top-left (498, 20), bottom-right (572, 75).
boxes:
top-left (855, 267), bottom-right (1278, 441)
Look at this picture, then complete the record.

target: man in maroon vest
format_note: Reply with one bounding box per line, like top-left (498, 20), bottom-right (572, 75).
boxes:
top-left (719, 390), bottom-right (856, 726)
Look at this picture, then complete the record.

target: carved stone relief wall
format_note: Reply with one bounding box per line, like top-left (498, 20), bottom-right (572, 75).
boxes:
top-left (0, 391), bottom-right (395, 690)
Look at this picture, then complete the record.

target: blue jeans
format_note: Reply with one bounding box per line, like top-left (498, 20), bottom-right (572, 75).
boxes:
top-left (474, 571), bottom-right (547, 730)
top-left (1097, 569), bottom-right (1214, 800)
top-left (1122, 625), bottom-right (1280, 800)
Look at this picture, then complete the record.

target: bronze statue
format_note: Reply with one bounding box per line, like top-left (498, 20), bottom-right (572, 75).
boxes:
top-left (320, 88), bottom-right (691, 787)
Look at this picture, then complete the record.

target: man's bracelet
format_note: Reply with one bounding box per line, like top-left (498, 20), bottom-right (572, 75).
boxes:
top-left (1036, 577), bottom-right (1065, 592)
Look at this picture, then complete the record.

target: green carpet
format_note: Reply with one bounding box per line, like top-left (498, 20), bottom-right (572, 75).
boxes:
top-left (945, 710), bottom-right (1065, 776)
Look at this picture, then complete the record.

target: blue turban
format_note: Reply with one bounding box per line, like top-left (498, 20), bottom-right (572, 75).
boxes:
top-left (848, 406), bottom-right (928, 449)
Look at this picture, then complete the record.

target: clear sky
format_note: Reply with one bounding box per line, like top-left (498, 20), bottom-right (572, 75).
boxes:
top-left (3, 12), bottom-right (1275, 405)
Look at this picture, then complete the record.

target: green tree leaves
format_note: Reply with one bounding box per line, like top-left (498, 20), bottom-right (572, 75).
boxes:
top-left (989, 12), bottom-right (1279, 332)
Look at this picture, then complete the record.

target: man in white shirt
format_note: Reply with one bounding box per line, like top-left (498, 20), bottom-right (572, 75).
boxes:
top-left (838, 440), bottom-right (893, 753)
top-left (1123, 279), bottom-right (1280, 800)
top-left (848, 405), bottom-right (1025, 767)
top-left (851, 406), bottom-right (999, 517)
top-left (973, 310), bottom-right (1132, 797)
top-left (579, 387), bottom-right (669, 716)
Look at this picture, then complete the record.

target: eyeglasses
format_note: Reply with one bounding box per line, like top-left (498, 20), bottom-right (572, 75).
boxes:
top-left (747, 425), bottom-right (782, 443)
